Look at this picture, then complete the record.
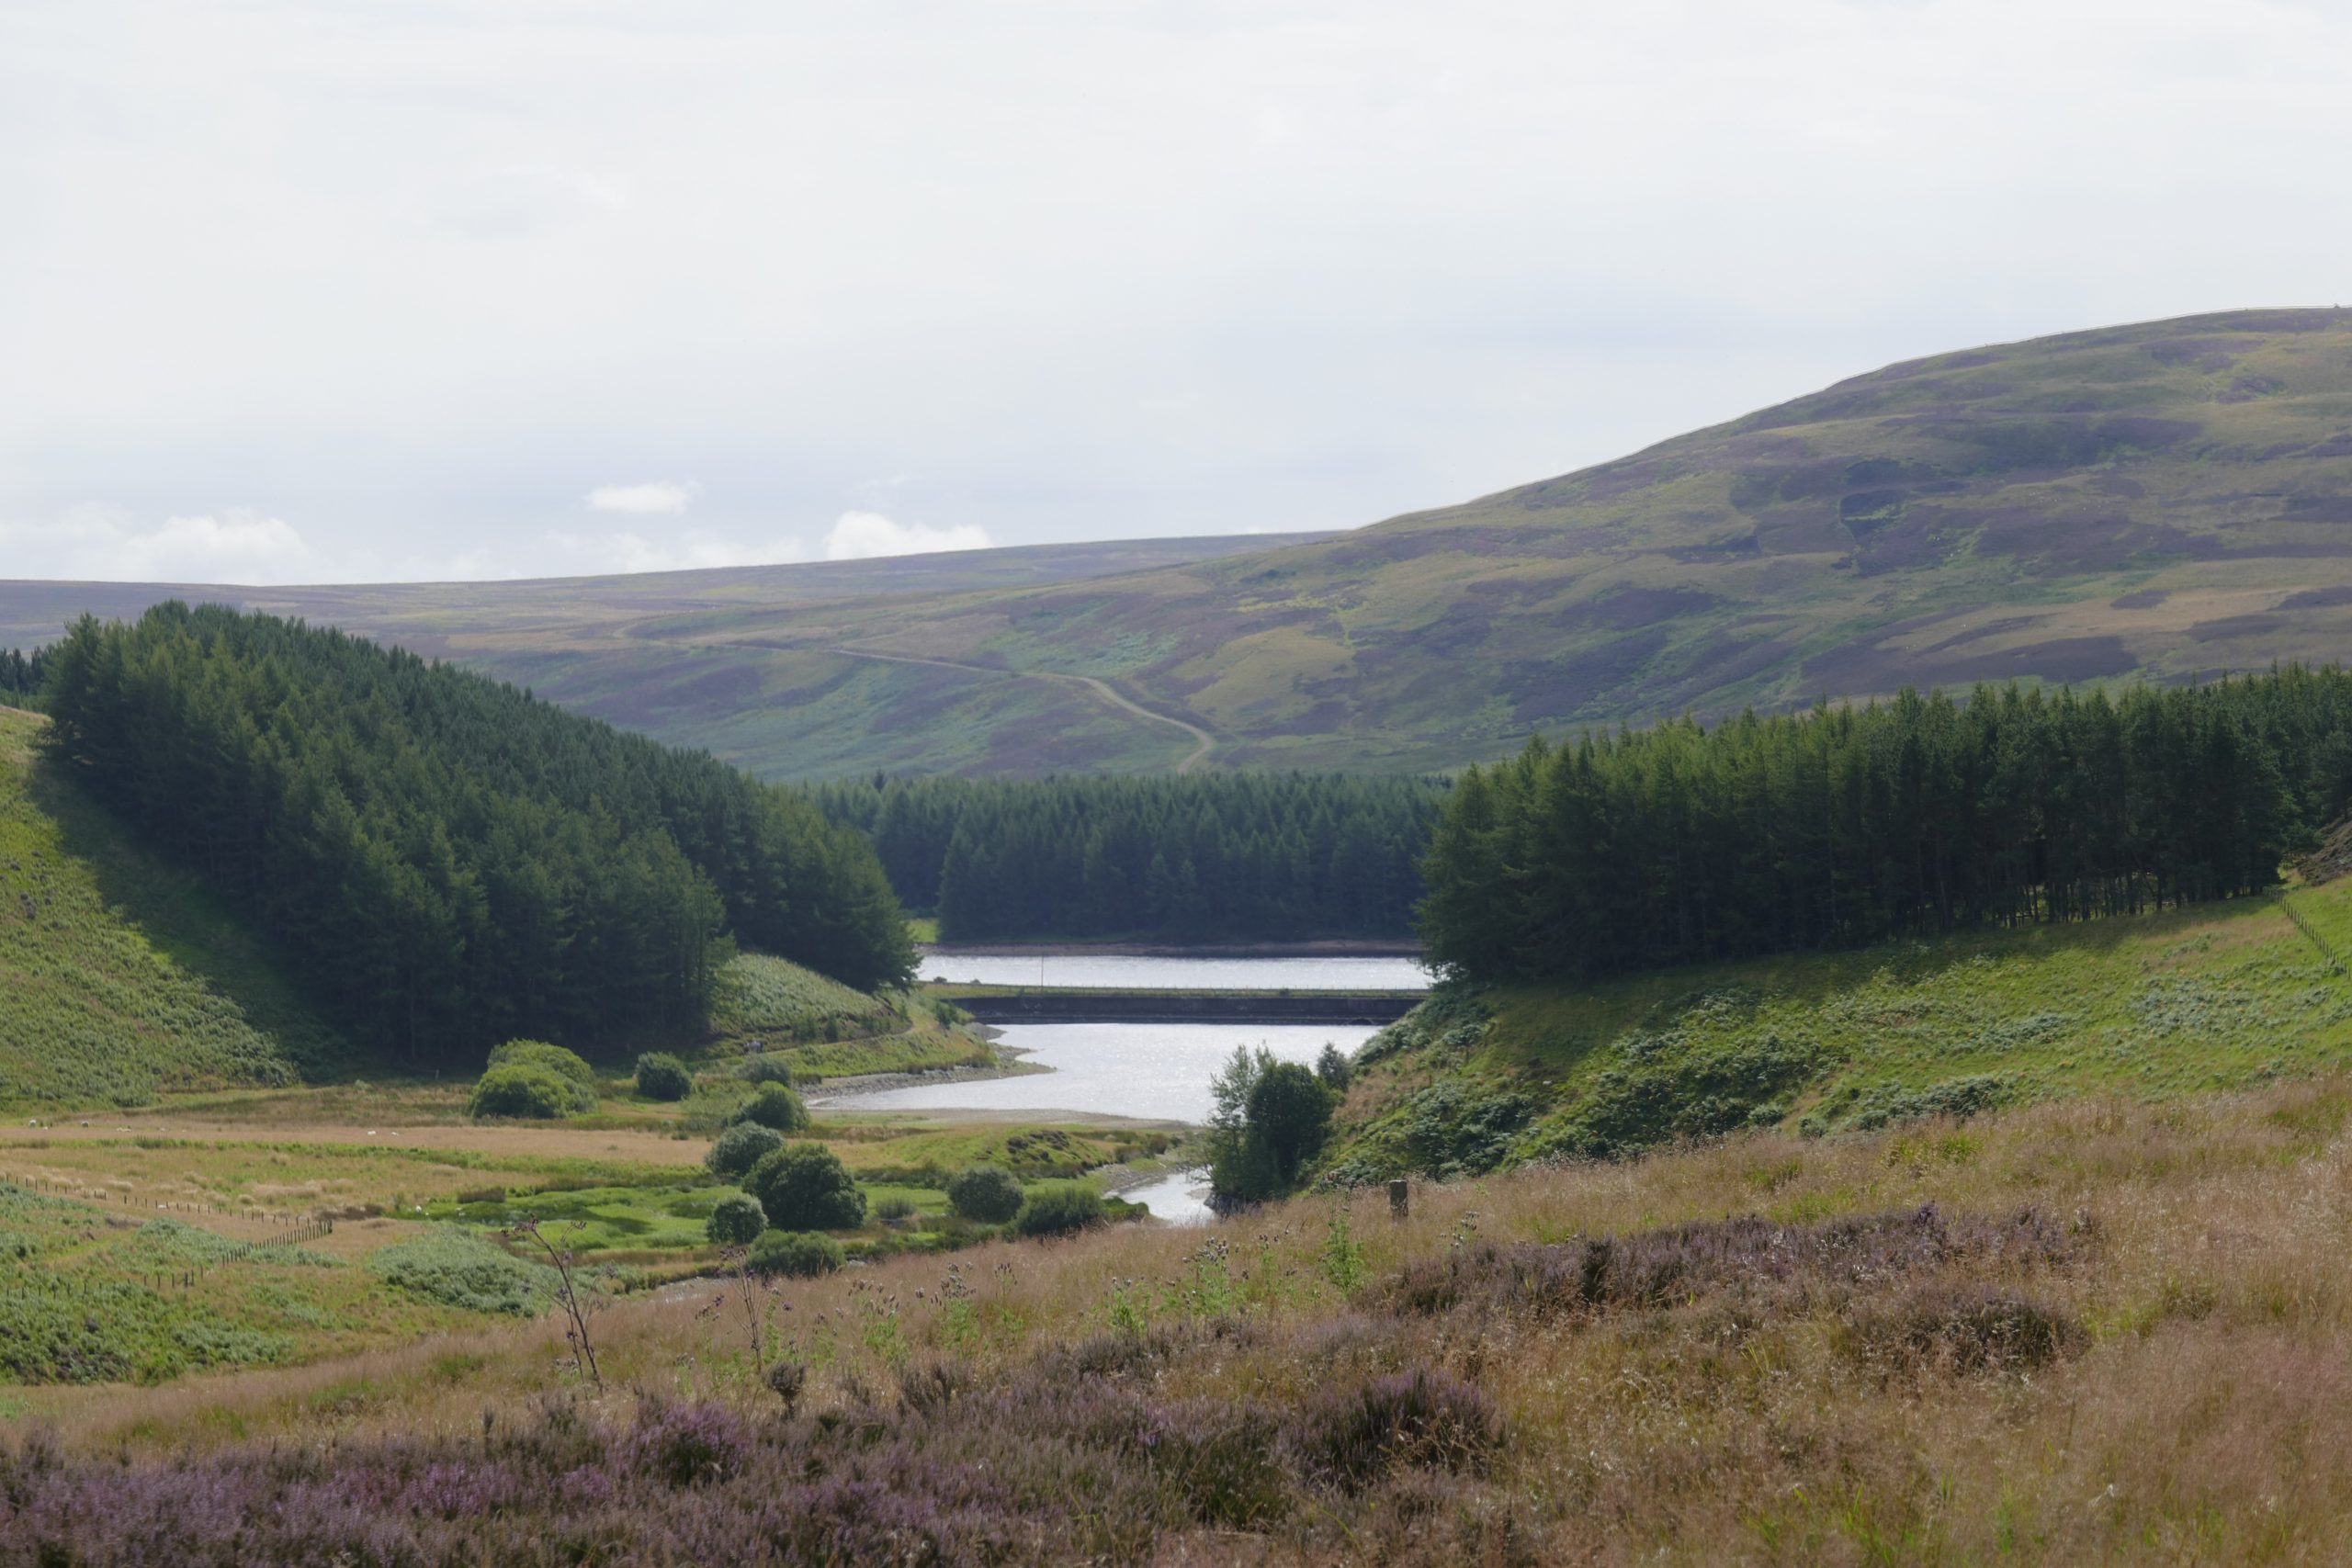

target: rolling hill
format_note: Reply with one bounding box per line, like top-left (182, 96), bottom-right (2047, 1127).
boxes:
top-left (10, 309), bottom-right (2352, 778)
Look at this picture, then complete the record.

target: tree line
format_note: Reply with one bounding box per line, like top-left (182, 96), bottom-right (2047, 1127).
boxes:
top-left (0, 646), bottom-right (51, 709)
top-left (38, 604), bottom-right (912, 1061)
top-left (808, 773), bottom-right (1441, 942)
top-left (1421, 671), bottom-right (2352, 985)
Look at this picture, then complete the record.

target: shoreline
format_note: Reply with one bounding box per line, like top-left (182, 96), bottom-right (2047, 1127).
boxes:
top-left (802, 1039), bottom-right (1051, 1106)
top-left (919, 938), bottom-right (1424, 959)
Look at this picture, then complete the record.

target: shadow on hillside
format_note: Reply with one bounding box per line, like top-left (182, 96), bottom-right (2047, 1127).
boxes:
top-left (28, 751), bottom-right (351, 1078)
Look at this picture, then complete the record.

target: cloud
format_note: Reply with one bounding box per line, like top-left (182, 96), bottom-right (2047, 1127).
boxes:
top-left (537, 527), bottom-right (803, 577)
top-left (823, 512), bottom-right (992, 561)
top-left (585, 481), bottom-right (699, 515)
top-left (0, 504), bottom-right (318, 585)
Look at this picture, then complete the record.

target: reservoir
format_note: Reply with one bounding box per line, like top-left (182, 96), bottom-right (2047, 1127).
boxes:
top-left (918, 953), bottom-right (1431, 991)
top-left (831, 1021), bottom-right (1384, 1124)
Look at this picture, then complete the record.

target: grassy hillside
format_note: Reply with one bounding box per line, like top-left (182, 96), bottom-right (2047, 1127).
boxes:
top-left (1326, 872), bottom-right (2352, 1181)
top-left (0, 707), bottom-right (338, 1107)
top-left (19, 1078), bottom-right (2352, 1561)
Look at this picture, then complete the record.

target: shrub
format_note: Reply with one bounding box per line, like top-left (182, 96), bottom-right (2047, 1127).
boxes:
top-left (729, 1082), bottom-right (809, 1134)
top-left (1285, 1369), bottom-right (1499, 1491)
top-left (1205, 1047), bottom-right (1334, 1205)
top-left (1012, 1182), bottom-right (1104, 1238)
top-left (748, 1230), bottom-right (844, 1279)
top-left (616, 1400), bottom-right (749, 1487)
top-left (746, 1144), bottom-right (866, 1231)
top-left (705, 1122), bottom-right (785, 1180)
top-left (1314, 1042), bottom-right (1354, 1093)
top-left (764, 1359), bottom-right (808, 1408)
top-left (737, 1054), bottom-right (796, 1087)
top-left (483, 1040), bottom-right (597, 1113)
top-left (707, 1192), bottom-right (766, 1247)
top-left (873, 1195), bottom-right (917, 1224)
top-left (635, 1052), bottom-right (694, 1101)
top-left (468, 1065), bottom-right (576, 1121)
top-left (945, 1166), bottom-right (1024, 1224)
top-left (370, 1230), bottom-right (551, 1315)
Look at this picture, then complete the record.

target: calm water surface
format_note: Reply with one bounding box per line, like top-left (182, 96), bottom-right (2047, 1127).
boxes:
top-left (918, 953), bottom-right (1430, 990)
top-left (832, 1021), bottom-right (1381, 1124)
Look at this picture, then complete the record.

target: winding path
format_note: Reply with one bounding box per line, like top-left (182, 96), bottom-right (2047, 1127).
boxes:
top-left (831, 648), bottom-right (1216, 773)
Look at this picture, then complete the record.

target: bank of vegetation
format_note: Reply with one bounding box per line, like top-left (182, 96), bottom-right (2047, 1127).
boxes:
top-left (36, 604), bottom-right (912, 1063)
top-left (810, 773), bottom-right (1437, 942)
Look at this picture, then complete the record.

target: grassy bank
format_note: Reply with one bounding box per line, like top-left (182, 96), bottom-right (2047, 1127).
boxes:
top-left (1326, 876), bottom-right (2352, 1182)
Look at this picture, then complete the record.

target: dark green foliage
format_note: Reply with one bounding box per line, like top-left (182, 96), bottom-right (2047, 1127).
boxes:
top-left (735, 1053), bottom-right (795, 1086)
top-left (486, 1041), bottom-right (596, 1112)
top-left (1396, 1082), bottom-right (1536, 1177)
top-left (1012, 1182), bottom-right (1106, 1237)
top-left (467, 1066), bottom-right (577, 1121)
top-left (944, 1165), bottom-right (1023, 1224)
top-left (634, 1052), bottom-right (693, 1101)
top-left (811, 773), bottom-right (1439, 942)
top-left (36, 604), bottom-right (912, 1062)
top-left (1810, 1074), bottom-right (2017, 1136)
top-left (706, 1192), bottom-right (766, 1247)
top-left (0, 645), bottom-right (50, 711)
top-left (1539, 1032), bottom-right (1822, 1161)
top-left (747, 1229), bottom-right (844, 1278)
top-left (1205, 1046), bottom-right (1334, 1205)
top-left (729, 1081), bottom-right (808, 1134)
top-left (745, 1144), bottom-right (865, 1231)
top-left (1421, 674), bottom-right (2352, 986)
top-left (1314, 1042), bottom-right (1354, 1093)
top-left (704, 1122), bottom-right (784, 1179)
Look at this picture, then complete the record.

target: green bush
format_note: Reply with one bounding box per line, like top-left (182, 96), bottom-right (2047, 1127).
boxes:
top-left (707, 1192), bottom-right (767, 1247)
top-left (484, 1040), bottom-right (597, 1113)
top-left (1013, 1182), bottom-right (1105, 1238)
top-left (729, 1082), bottom-right (809, 1134)
top-left (747, 1230), bottom-right (844, 1279)
top-left (737, 1054), bottom-right (796, 1087)
top-left (873, 1195), bottom-right (917, 1223)
top-left (370, 1230), bottom-right (551, 1314)
top-left (746, 1144), bottom-right (866, 1232)
top-left (705, 1122), bottom-right (785, 1179)
top-left (945, 1166), bottom-right (1024, 1224)
top-left (635, 1052), bottom-right (694, 1101)
top-left (468, 1065), bottom-right (577, 1121)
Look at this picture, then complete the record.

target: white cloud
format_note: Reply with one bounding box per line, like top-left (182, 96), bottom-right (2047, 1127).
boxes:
top-left (536, 527), bottom-right (803, 577)
top-left (585, 481), bottom-right (699, 515)
top-left (0, 504), bottom-right (318, 585)
top-left (823, 512), bottom-right (993, 561)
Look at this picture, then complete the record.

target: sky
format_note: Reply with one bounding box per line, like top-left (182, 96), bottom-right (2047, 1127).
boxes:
top-left (4, 0), bottom-right (2350, 586)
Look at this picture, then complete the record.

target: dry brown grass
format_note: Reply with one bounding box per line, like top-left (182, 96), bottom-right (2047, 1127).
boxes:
top-left (27, 1077), bottom-right (2352, 1562)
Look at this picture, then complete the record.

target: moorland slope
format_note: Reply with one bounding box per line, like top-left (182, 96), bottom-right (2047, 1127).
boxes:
top-left (10, 310), bottom-right (2352, 781)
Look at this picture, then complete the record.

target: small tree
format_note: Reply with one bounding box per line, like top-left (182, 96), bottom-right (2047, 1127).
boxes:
top-left (749, 1230), bottom-right (845, 1278)
top-left (707, 1122), bottom-right (785, 1179)
top-left (945, 1166), bottom-right (1024, 1224)
top-left (469, 1065), bottom-right (575, 1121)
top-left (730, 1082), bottom-right (809, 1134)
top-left (486, 1040), bottom-right (598, 1113)
top-left (737, 1054), bottom-right (795, 1087)
top-left (746, 1143), bottom-right (867, 1231)
top-left (707, 1191), bottom-right (766, 1246)
top-left (635, 1052), bottom-right (694, 1101)
top-left (1205, 1045), bottom-right (1334, 1207)
top-left (1315, 1042), bottom-right (1354, 1094)
top-left (1012, 1182), bottom-right (1105, 1238)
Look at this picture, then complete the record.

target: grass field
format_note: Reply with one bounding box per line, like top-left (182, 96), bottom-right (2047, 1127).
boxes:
top-left (16, 1077), bottom-right (2352, 1560)
top-left (1327, 873), bottom-right (2352, 1182)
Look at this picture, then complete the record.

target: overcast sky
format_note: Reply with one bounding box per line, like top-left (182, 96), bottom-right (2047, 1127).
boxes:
top-left (4, 1), bottom-right (2348, 585)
